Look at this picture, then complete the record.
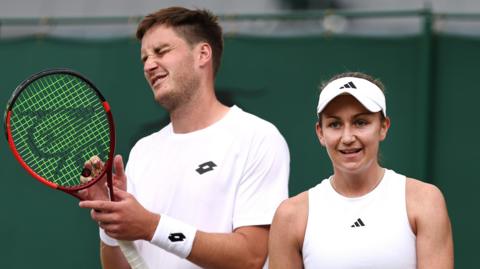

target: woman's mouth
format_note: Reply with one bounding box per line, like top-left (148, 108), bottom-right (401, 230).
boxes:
top-left (339, 148), bottom-right (362, 155)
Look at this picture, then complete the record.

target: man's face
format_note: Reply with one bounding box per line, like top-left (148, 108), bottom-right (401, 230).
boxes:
top-left (140, 24), bottom-right (200, 111)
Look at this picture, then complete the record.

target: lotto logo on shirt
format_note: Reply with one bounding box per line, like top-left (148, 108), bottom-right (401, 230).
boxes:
top-left (195, 161), bottom-right (217, 175)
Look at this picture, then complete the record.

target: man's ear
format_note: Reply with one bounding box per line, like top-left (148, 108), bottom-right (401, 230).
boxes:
top-left (315, 121), bottom-right (326, 146)
top-left (196, 42), bottom-right (212, 68)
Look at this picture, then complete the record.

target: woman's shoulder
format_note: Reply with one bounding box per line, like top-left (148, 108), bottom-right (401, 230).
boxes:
top-left (275, 191), bottom-right (309, 221)
top-left (406, 177), bottom-right (449, 233)
top-left (272, 191), bottom-right (309, 247)
top-left (278, 191), bottom-right (308, 215)
top-left (406, 177), bottom-right (445, 203)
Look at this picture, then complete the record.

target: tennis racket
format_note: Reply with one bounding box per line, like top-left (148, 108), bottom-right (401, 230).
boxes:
top-left (4, 68), bottom-right (148, 269)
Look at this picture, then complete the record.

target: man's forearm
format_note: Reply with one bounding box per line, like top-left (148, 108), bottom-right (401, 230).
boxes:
top-left (186, 226), bottom-right (269, 269)
top-left (100, 241), bottom-right (131, 269)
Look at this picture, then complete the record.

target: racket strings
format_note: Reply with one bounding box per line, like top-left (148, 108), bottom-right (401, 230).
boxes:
top-left (10, 73), bottom-right (111, 187)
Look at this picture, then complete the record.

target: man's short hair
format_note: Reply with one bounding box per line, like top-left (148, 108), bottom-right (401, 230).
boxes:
top-left (136, 6), bottom-right (224, 76)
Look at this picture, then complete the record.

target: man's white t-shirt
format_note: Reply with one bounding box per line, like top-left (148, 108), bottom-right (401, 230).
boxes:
top-left (125, 105), bottom-right (290, 268)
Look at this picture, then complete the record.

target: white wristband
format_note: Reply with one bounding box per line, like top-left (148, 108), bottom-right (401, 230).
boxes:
top-left (150, 214), bottom-right (197, 259)
top-left (99, 227), bottom-right (119, 247)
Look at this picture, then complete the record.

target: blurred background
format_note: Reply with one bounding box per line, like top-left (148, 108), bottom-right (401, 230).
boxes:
top-left (1, 0), bottom-right (478, 268)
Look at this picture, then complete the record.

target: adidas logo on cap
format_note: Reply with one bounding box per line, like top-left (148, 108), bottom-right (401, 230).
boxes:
top-left (340, 81), bottom-right (357, 89)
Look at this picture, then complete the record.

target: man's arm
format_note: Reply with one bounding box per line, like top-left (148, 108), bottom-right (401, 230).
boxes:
top-left (268, 192), bottom-right (308, 269)
top-left (100, 228), bottom-right (269, 269)
top-left (100, 227), bottom-right (269, 269)
top-left (81, 190), bottom-right (269, 269)
top-left (187, 226), bottom-right (269, 269)
top-left (100, 242), bottom-right (130, 269)
top-left (407, 179), bottom-right (454, 269)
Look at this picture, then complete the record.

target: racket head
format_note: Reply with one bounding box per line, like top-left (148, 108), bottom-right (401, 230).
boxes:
top-left (4, 68), bottom-right (115, 194)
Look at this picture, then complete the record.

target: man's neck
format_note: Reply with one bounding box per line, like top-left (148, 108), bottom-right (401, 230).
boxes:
top-left (169, 89), bottom-right (229, 134)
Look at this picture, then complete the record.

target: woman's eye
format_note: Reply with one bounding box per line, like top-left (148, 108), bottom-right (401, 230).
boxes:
top-left (328, 122), bottom-right (341, 128)
top-left (355, 120), bottom-right (368, 127)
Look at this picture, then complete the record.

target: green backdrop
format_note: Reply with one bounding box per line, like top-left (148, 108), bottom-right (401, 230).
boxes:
top-left (0, 32), bottom-right (478, 268)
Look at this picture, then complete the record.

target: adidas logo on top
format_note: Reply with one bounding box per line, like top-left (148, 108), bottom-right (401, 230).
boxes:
top-left (351, 218), bottom-right (365, 228)
top-left (340, 81), bottom-right (357, 89)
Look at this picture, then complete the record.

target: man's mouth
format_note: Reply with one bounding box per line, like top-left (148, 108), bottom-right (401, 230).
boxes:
top-left (151, 73), bottom-right (167, 87)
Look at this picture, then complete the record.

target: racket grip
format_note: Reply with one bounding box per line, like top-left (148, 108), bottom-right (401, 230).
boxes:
top-left (118, 240), bottom-right (149, 269)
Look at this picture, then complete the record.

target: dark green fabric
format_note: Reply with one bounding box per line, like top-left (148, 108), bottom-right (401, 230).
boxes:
top-left (0, 33), bottom-right (477, 268)
top-left (430, 34), bottom-right (480, 268)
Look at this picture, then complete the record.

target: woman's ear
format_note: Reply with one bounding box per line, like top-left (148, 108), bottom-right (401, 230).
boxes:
top-left (379, 116), bottom-right (391, 141)
top-left (315, 121), bottom-right (326, 146)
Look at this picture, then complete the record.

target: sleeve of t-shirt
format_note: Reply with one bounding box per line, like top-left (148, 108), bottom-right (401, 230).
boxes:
top-left (232, 124), bottom-right (290, 229)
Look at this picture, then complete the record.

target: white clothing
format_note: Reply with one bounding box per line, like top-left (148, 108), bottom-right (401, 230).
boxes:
top-left (303, 169), bottom-right (416, 269)
top-left (125, 105), bottom-right (290, 269)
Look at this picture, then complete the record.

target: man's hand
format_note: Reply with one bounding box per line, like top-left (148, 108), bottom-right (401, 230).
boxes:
top-left (80, 188), bottom-right (160, 241)
top-left (78, 155), bottom-right (159, 241)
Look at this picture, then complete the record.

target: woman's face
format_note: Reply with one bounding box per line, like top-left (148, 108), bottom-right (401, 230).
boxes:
top-left (316, 94), bottom-right (390, 174)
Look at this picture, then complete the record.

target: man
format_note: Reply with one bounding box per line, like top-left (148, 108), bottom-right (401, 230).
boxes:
top-left (78, 6), bottom-right (290, 269)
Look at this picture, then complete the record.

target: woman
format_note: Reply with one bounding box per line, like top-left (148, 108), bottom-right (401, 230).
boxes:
top-left (269, 72), bottom-right (453, 268)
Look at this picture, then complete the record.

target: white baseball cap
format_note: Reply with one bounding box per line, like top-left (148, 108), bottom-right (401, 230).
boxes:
top-left (316, 76), bottom-right (387, 117)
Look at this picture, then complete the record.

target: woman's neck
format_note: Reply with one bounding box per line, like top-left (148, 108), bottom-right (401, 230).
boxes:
top-left (331, 164), bottom-right (385, 198)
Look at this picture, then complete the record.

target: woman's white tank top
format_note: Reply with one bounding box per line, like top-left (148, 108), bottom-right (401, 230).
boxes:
top-left (302, 169), bottom-right (416, 269)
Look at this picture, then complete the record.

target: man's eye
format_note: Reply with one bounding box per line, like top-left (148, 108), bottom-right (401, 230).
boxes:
top-left (155, 48), bottom-right (167, 56)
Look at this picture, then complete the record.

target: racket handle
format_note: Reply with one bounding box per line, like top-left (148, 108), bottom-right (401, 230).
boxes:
top-left (118, 240), bottom-right (149, 269)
